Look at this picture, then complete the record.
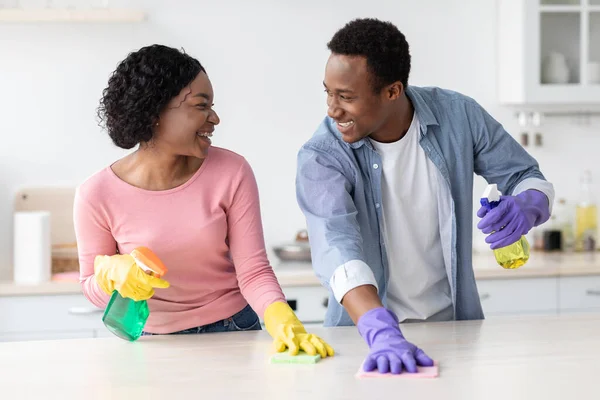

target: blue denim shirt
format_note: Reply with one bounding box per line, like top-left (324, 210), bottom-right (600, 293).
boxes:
top-left (296, 86), bottom-right (554, 327)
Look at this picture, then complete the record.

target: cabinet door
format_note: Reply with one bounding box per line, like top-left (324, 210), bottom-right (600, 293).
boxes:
top-left (0, 294), bottom-right (105, 339)
top-left (528, 1), bottom-right (589, 102)
top-left (0, 330), bottom-right (93, 342)
top-left (558, 275), bottom-right (600, 311)
top-left (476, 278), bottom-right (558, 316)
top-left (590, 7), bottom-right (600, 85)
top-left (498, 0), bottom-right (600, 104)
top-left (93, 327), bottom-right (114, 338)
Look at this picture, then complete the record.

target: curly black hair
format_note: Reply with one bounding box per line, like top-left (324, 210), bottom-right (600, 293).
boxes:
top-left (97, 44), bottom-right (205, 149)
top-left (327, 18), bottom-right (411, 92)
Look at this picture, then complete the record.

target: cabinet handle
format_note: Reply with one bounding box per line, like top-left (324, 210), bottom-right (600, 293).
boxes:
top-left (68, 307), bottom-right (103, 315)
top-left (586, 289), bottom-right (600, 296)
top-left (322, 298), bottom-right (329, 307)
top-left (479, 293), bottom-right (490, 300)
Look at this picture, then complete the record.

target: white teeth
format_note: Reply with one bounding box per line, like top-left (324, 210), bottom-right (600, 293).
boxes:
top-left (338, 121), bottom-right (354, 127)
top-left (197, 132), bottom-right (213, 137)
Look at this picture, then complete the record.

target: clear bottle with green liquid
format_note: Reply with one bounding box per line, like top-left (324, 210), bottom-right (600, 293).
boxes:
top-left (480, 184), bottom-right (530, 269)
top-left (102, 292), bottom-right (151, 341)
top-left (102, 247), bottom-right (168, 341)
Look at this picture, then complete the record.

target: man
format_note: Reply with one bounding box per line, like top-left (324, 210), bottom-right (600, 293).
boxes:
top-left (295, 18), bottom-right (553, 374)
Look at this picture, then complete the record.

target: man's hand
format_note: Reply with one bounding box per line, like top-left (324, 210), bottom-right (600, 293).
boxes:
top-left (357, 307), bottom-right (434, 374)
top-left (477, 189), bottom-right (550, 249)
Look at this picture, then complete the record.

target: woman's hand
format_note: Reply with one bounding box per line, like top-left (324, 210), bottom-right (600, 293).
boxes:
top-left (263, 301), bottom-right (334, 358)
top-left (94, 254), bottom-right (170, 301)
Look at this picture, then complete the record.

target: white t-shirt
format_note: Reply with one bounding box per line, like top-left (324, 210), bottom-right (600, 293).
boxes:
top-left (369, 112), bottom-right (453, 322)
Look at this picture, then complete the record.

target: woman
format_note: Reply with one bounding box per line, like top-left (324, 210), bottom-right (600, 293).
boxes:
top-left (74, 44), bottom-right (333, 358)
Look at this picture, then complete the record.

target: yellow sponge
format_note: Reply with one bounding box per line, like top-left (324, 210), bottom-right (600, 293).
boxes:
top-left (269, 351), bottom-right (321, 364)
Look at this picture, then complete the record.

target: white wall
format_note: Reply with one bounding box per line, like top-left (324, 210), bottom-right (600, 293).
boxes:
top-left (0, 0), bottom-right (598, 280)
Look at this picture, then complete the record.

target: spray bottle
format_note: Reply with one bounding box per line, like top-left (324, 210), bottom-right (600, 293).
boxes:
top-left (480, 184), bottom-right (530, 269)
top-left (102, 247), bottom-right (168, 341)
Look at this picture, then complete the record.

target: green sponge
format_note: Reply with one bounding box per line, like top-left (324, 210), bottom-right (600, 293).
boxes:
top-left (269, 351), bottom-right (321, 364)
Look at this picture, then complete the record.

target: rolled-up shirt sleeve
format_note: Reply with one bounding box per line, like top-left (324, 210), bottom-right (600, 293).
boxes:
top-left (330, 260), bottom-right (378, 303)
top-left (512, 177), bottom-right (555, 214)
top-left (296, 144), bottom-right (378, 304)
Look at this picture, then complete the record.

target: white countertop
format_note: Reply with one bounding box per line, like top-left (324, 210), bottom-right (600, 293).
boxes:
top-left (2, 251), bottom-right (600, 296)
top-left (1, 313), bottom-right (599, 399)
top-left (0, 280), bottom-right (82, 296)
top-left (274, 251), bottom-right (600, 281)
top-left (472, 250), bottom-right (600, 279)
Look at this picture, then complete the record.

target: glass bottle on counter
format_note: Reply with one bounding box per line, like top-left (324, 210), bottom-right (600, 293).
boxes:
top-left (554, 198), bottom-right (575, 251)
top-left (575, 170), bottom-right (597, 252)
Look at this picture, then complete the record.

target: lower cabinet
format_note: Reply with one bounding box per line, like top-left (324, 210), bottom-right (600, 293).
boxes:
top-left (558, 276), bottom-right (600, 313)
top-left (0, 294), bottom-right (110, 342)
top-left (0, 331), bottom-right (92, 341)
top-left (281, 276), bottom-right (600, 322)
top-left (477, 275), bottom-right (600, 317)
top-left (476, 277), bottom-right (558, 316)
top-left (3, 275), bottom-right (600, 341)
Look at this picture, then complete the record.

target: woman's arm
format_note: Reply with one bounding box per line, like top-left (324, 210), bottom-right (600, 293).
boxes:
top-left (226, 160), bottom-right (287, 316)
top-left (73, 188), bottom-right (117, 308)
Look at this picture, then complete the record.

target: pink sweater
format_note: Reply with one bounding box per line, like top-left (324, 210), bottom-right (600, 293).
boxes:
top-left (74, 147), bottom-right (286, 334)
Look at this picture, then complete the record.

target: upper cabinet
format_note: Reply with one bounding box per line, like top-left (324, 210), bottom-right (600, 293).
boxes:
top-left (498, 0), bottom-right (600, 106)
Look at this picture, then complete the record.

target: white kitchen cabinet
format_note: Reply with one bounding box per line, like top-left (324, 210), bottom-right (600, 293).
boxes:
top-left (0, 288), bottom-right (329, 341)
top-left (282, 278), bottom-right (562, 321)
top-left (1, 274), bottom-right (596, 342)
top-left (0, 294), bottom-right (107, 342)
top-left (0, 330), bottom-right (92, 342)
top-left (497, 0), bottom-right (600, 105)
top-left (476, 277), bottom-right (559, 315)
top-left (281, 278), bottom-right (563, 322)
top-left (558, 275), bottom-right (600, 311)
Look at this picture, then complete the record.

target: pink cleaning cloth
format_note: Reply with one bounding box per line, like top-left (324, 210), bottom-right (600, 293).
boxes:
top-left (355, 362), bottom-right (439, 379)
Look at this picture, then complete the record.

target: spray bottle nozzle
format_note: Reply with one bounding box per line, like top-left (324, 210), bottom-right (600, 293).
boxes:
top-left (480, 184), bottom-right (502, 211)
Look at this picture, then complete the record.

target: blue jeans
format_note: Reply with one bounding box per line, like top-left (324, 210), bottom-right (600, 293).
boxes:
top-left (142, 304), bottom-right (262, 336)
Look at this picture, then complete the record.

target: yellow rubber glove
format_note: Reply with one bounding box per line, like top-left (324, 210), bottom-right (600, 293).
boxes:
top-left (264, 301), bottom-right (335, 358)
top-left (94, 254), bottom-right (170, 301)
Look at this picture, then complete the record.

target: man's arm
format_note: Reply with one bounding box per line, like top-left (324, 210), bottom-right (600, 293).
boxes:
top-left (296, 140), bottom-right (434, 374)
top-left (341, 285), bottom-right (382, 324)
top-left (468, 100), bottom-right (555, 212)
top-left (295, 143), bottom-right (380, 321)
top-left (468, 100), bottom-right (554, 247)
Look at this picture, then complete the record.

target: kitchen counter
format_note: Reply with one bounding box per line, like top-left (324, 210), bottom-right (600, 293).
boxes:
top-left (272, 250), bottom-right (600, 283)
top-left (0, 261), bottom-right (321, 296)
top-left (0, 280), bottom-right (81, 296)
top-left (1, 313), bottom-right (599, 399)
top-left (472, 250), bottom-right (600, 279)
top-left (2, 251), bottom-right (600, 296)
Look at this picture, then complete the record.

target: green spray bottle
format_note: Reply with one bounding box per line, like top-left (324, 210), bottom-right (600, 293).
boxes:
top-left (102, 247), bottom-right (168, 341)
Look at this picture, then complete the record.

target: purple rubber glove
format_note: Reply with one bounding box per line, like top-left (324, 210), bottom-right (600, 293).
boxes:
top-left (477, 189), bottom-right (550, 249)
top-left (357, 307), bottom-right (434, 374)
